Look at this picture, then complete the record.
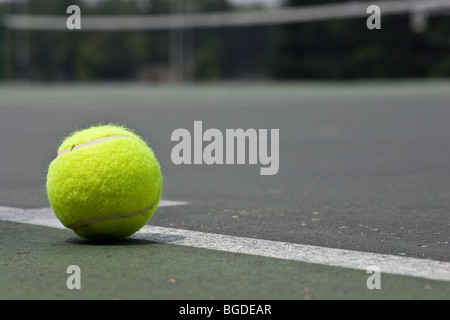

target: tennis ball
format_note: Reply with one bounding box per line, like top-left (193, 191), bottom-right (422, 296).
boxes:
top-left (46, 124), bottom-right (162, 241)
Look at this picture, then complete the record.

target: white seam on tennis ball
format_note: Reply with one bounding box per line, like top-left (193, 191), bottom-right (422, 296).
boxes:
top-left (68, 188), bottom-right (161, 231)
top-left (57, 135), bottom-right (132, 157)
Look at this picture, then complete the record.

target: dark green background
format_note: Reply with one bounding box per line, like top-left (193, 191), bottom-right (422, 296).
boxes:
top-left (1, 0), bottom-right (450, 81)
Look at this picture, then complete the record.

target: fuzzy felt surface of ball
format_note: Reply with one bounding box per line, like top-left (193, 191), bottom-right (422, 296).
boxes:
top-left (46, 124), bottom-right (162, 241)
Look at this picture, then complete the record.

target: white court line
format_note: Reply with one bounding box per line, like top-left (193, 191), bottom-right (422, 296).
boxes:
top-left (0, 205), bottom-right (449, 282)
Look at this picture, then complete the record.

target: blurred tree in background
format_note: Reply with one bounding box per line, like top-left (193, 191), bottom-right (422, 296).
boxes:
top-left (270, 0), bottom-right (450, 79)
top-left (0, 0), bottom-right (237, 81)
top-left (0, 0), bottom-right (449, 81)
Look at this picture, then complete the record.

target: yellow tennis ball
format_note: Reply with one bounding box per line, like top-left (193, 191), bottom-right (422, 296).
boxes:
top-left (46, 124), bottom-right (162, 241)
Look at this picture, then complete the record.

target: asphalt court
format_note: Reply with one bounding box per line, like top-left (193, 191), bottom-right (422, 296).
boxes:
top-left (1, 220), bottom-right (449, 300)
top-left (0, 82), bottom-right (449, 299)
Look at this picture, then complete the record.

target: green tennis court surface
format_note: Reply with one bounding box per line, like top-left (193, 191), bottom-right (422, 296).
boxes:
top-left (1, 221), bottom-right (448, 300)
top-left (0, 82), bottom-right (449, 300)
